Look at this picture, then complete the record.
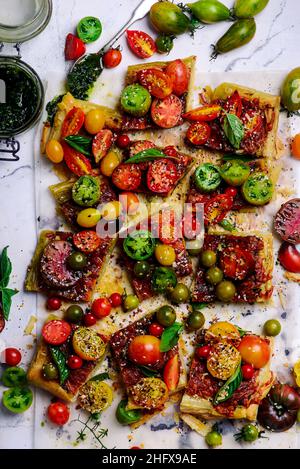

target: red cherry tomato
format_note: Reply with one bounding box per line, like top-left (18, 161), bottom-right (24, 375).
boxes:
top-left (92, 129), bottom-right (113, 162)
top-left (128, 335), bottom-right (162, 366)
top-left (158, 209), bottom-right (179, 245)
top-left (5, 348), bottom-right (22, 366)
top-left (163, 354), bottom-right (180, 391)
top-left (67, 355), bottom-right (83, 369)
top-left (102, 48), bottom-right (122, 68)
top-left (219, 246), bottom-right (255, 281)
top-left (61, 142), bottom-right (93, 177)
top-left (241, 363), bottom-right (255, 380)
top-left (165, 59), bottom-right (189, 96)
top-left (46, 297), bottom-right (62, 311)
top-left (130, 446), bottom-right (141, 450)
top-left (147, 158), bottom-right (178, 194)
top-left (61, 107), bottom-right (85, 138)
top-left (112, 163), bottom-right (142, 191)
top-left (126, 30), bottom-right (156, 59)
top-left (91, 298), bottom-right (112, 318)
top-left (151, 94), bottom-right (182, 129)
top-left (73, 231), bottom-right (101, 254)
top-left (163, 145), bottom-right (178, 158)
top-left (186, 122), bottom-right (211, 146)
top-left (138, 68), bottom-right (173, 99)
top-left (225, 187), bottom-right (238, 197)
top-left (278, 242), bottom-right (300, 273)
top-left (238, 335), bottom-right (270, 369)
top-left (48, 402), bottom-right (70, 426)
top-left (109, 292), bottom-right (123, 308)
top-left (183, 104), bottom-right (222, 122)
top-left (195, 345), bottom-right (211, 359)
top-left (116, 134), bottom-right (131, 149)
top-left (204, 194), bottom-right (233, 226)
top-left (84, 313), bottom-right (97, 327)
top-left (65, 33), bottom-right (86, 61)
top-left (224, 90), bottom-right (243, 117)
top-left (149, 322), bottom-right (164, 337)
top-left (42, 320), bottom-right (72, 346)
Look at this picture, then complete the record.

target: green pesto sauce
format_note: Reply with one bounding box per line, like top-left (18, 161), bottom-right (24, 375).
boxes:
top-left (67, 53), bottom-right (103, 101)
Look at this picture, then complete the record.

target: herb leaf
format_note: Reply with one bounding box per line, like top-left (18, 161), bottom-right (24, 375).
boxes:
top-left (125, 148), bottom-right (177, 164)
top-left (49, 346), bottom-right (69, 385)
top-left (223, 113), bottom-right (244, 149)
top-left (160, 322), bottom-right (183, 352)
top-left (89, 372), bottom-right (109, 382)
top-left (137, 365), bottom-right (159, 377)
top-left (213, 364), bottom-right (242, 405)
top-left (219, 219), bottom-right (235, 232)
top-left (46, 95), bottom-right (64, 126)
top-left (1, 288), bottom-right (18, 321)
top-left (0, 246), bottom-right (12, 288)
top-left (222, 154), bottom-right (254, 162)
top-left (65, 135), bottom-right (92, 157)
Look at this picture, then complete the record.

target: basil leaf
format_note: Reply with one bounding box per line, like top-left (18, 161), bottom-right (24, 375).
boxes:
top-left (222, 154), bottom-right (254, 162)
top-left (213, 364), bottom-right (242, 405)
top-left (137, 366), bottom-right (159, 377)
top-left (0, 246), bottom-right (12, 288)
top-left (1, 288), bottom-right (18, 321)
top-left (90, 372), bottom-right (109, 382)
top-left (49, 346), bottom-right (69, 385)
top-left (125, 148), bottom-right (174, 164)
top-left (65, 135), bottom-right (92, 157)
top-left (219, 219), bottom-right (235, 232)
top-left (191, 302), bottom-right (207, 312)
top-left (160, 323), bottom-right (183, 352)
top-left (223, 114), bottom-right (244, 149)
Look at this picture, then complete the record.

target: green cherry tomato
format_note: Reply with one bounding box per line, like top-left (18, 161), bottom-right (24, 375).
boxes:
top-left (242, 172), bottom-right (274, 206)
top-left (150, 2), bottom-right (190, 35)
top-left (237, 424), bottom-right (260, 442)
top-left (152, 267), bottom-right (177, 294)
top-left (281, 68), bottom-right (300, 112)
top-left (2, 387), bottom-right (33, 414)
top-left (297, 409), bottom-right (300, 423)
top-left (206, 266), bottom-right (224, 285)
top-left (186, 311), bottom-right (205, 331)
top-left (116, 399), bottom-right (142, 425)
top-left (72, 176), bottom-right (100, 207)
top-left (42, 363), bottom-right (59, 381)
top-left (123, 230), bottom-right (156, 261)
top-left (65, 305), bottom-right (84, 323)
top-left (234, 0), bottom-right (269, 19)
top-left (200, 249), bottom-right (217, 267)
top-left (155, 35), bottom-right (174, 54)
top-left (67, 251), bottom-right (88, 270)
top-left (120, 84), bottom-right (152, 117)
top-left (77, 16), bottom-right (102, 43)
top-left (205, 430), bottom-right (222, 447)
top-left (133, 260), bottom-right (151, 278)
top-left (213, 18), bottom-right (256, 56)
top-left (187, 238), bottom-right (203, 256)
top-left (220, 160), bottom-right (250, 187)
top-left (263, 319), bottom-right (281, 336)
top-left (156, 305), bottom-right (176, 327)
top-left (123, 294), bottom-right (140, 311)
top-left (187, 0), bottom-right (231, 24)
top-left (194, 163), bottom-right (221, 193)
top-left (169, 283), bottom-right (190, 304)
top-left (216, 280), bottom-right (236, 302)
top-left (1, 367), bottom-right (27, 388)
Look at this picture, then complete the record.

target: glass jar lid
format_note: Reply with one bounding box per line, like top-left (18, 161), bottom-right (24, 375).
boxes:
top-left (0, 0), bottom-right (52, 43)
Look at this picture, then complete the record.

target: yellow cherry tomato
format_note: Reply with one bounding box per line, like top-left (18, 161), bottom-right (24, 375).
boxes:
top-left (154, 244), bottom-right (176, 266)
top-left (100, 201), bottom-right (122, 221)
top-left (45, 139), bottom-right (64, 163)
top-left (77, 208), bottom-right (101, 227)
top-left (293, 360), bottom-right (300, 387)
top-left (291, 134), bottom-right (300, 159)
top-left (100, 150), bottom-right (120, 177)
top-left (84, 109), bottom-right (106, 135)
top-left (207, 321), bottom-right (240, 341)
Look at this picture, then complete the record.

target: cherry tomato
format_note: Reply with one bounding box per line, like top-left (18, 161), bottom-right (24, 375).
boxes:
top-left (138, 68), bottom-right (173, 99)
top-left (5, 348), bottom-right (22, 366)
top-left (65, 33), bottom-right (86, 61)
top-left (116, 134), bottom-right (131, 149)
top-left (84, 109), bottom-right (106, 135)
top-left (149, 322), bottom-right (164, 337)
top-left (92, 129), bottom-right (113, 162)
top-left (147, 158), bottom-right (178, 194)
top-left (242, 363), bottom-right (255, 380)
top-left (128, 335), bottom-right (162, 366)
top-left (130, 446), bottom-right (141, 450)
top-left (126, 30), bottom-right (156, 59)
top-left (183, 104), bottom-right (221, 122)
top-left (46, 297), bottom-right (62, 311)
top-left (291, 134), bottom-right (300, 159)
top-left (219, 246), bottom-right (254, 281)
top-left (109, 292), bottom-right (122, 307)
top-left (165, 59), bottom-right (189, 96)
top-left (120, 192), bottom-right (139, 214)
top-left (224, 90), bottom-right (242, 117)
top-left (238, 335), bottom-right (270, 369)
top-left (45, 140), bottom-right (64, 163)
top-left (84, 313), bottom-right (97, 326)
top-left (77, 208), bottom-right (101, 228)
top-left (100, 150), bottom-right (120, 177)
top-left (73, 231), bottom-right (101, 253)
top-left (163, 145), bottom-right (178, 157)
top-left (155, 244), bottom-right (176, 266)
top-left (47, 402), bottom-right (70, 426)
top-left (61, 107), bottom-right (85, 138)
top-left (158, 210), bottom-right (178, 244)
top-left (67, 355), bottom-right (83, 369)
top-left (112, 163), bottom-right (142, 191)
top-left (91, 298), bottom-right (112, 319)
top-left (163, 354), bottom-right (179, 391)
top-left (186, 122), bottom-right (211, 146)
top-left (42, 320), bottom-right (72, 346)
top-left (278, 242), bottom-right (300, 273)
top-left (151, 94), bottom-right (182, 128)
top-left (225, 187), bottom-right (238, 197)
top-left (103, 48), bottom-right (122, 68)
top-left (204, 194), bottom-right (233, 225)
top-left (61, 142), bottom-right (92, 177)
top-left (195, 345), bottom-right (211, 359)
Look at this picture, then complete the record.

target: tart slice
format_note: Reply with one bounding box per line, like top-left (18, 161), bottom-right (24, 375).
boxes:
top-left (180, 321), bottom-right (274, 420)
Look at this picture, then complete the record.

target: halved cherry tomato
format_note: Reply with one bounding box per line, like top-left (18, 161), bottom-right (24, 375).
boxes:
top-left (224, 90), bottom-right (242, 117)
top-left (186, 122), bottom-right (211, 146)
top-left (61, 107), bottom-right (85, 138)
top-left (149, 322), bottom-right (164, 337)
top-left (48, 402), bottom-right (70, 426)
top-left (128, 335), bottom-right (162, 366)
top-left (112, 163), bottom-right (142, 191)
top-left (147, 158), bottom-right (178, 194)
top-left (138, 69), bottom-right (173, 99)
top-left (238, 335), bottom-right (270, 369)
top-left (163, 354), bottom-right (180, 392)
top-left (278, 242), bottom-right (300, 273)
top-left (91, 297), bottom-right (112, 318)
top-left (119, 192), bottom-right (139, 214)
top-left (73, 231), bottom-right (101, 253)
top-left (102, 48), bottom-right (122, 68)
top-left (151, 94), bottom-right (182, 129)
top-left (62, 142), bottom-right (93, 176)
top-left (126, 30), bottom-right (156, 59)
top-left (183, 104), bottom-right (221, 122)
top-left (65, 33), bottom-right (86, 61)
top-left (204, 194), bottom-right (233, 225)
top-left (158, 210), bottom-right (179, 244)
top-left (42, 320), bottom-right (72, 346)
top-left (242, 110), bottom-right (263, 136)
top-left (165, 59), bottom-right (189, 96)
top-left (291, 134), bottom-right (300, 159)
top-left (163, 146), bottom-right (178, 158)
top-left (219, 246), bottom-right (255, 281)
top-left (92, 129), bottom-right (113, 162)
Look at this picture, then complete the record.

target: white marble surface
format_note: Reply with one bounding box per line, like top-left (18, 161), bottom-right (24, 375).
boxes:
top-left (1, 0), bottom-right (300, 449)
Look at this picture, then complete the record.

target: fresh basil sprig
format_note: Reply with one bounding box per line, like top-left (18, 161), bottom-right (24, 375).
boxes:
top-left (49, 346), bottom-right (69, 385)
top-left (160, 322), bottom-right (183, 352)
top-left (222, 154), bottom-right (253, 162)
top-left (213, 364), bottom-right (242, 405)
top-left (90, 372), bottom-right (110, 382)
top-left (222, 113), bottom-right (244, 150)
top-left (0, 247), bottom-right (18, 321)
top-left (137, 365), bottom-right (159, 377)
top-left (125, 148), bottom-right (178, 164)
top-left (65, 135), bottom-right (92, 156)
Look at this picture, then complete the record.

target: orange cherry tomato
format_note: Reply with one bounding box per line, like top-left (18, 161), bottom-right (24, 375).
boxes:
top-left (119, 192), bottom-right (139, 214)
top-left (238, 335), bottom-right (270, 369)
top-left (128, 335), bottom-right (162, 366)
top-left (165, 59), bottom-right (189, 96)
top-left (183, 104), bottom-right (221, 122)
top-left (138, 68), bottom-right (173, 99)
top-left (61, 142), bottom-right (93, 176)
top-left (61, 107), bottom-right (85, 138)
top-left (102, 48), bottom-right (122, 68)
top-left (163, 354), bottom-right (180, 391)
top-left (186, 122), bottom-right (211, 146)
top-left (291, 134), bottom-right (300, 159)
